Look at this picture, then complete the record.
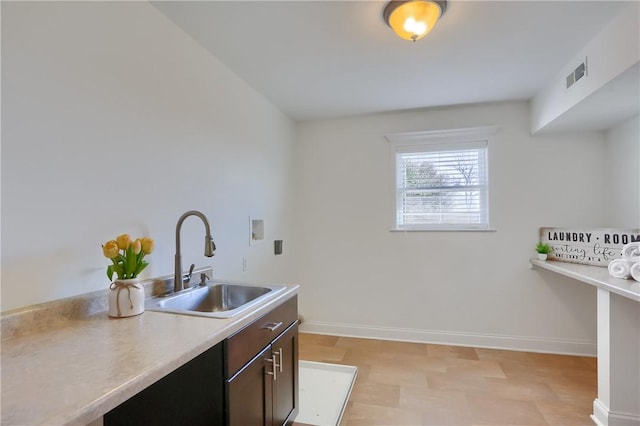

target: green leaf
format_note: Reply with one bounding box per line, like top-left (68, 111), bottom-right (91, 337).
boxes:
top-left (134, 260), bottom-right (148, 277)
top-left (125, 245), bottom-right (136, 278)
top-left (107, 265), bottom-right (114, 281)
top-left (113, 263), bottom-right (124, 279)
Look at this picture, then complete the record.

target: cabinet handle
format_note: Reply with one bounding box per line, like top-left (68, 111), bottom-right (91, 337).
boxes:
top-left (273, 348), bottom-right (283, 373)
top-left (261, 321), bottom-right (283, 332)
top-left (266, 354), bottom-right (277, 381)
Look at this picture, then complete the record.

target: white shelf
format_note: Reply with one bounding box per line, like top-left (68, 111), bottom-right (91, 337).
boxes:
top-left (530, 259), bottom-right (640, 302)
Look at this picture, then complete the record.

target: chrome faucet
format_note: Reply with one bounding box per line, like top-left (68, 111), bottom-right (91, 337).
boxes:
top-left (174, 210), bottom-right (216, 292)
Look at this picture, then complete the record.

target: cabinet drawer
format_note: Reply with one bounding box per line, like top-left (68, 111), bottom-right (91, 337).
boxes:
top-left (225, 295), bottom-right (297, 377)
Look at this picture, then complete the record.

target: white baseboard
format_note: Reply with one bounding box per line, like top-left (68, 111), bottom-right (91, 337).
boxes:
top-left (593, 398), bottom-right (609, 426)
top-left (592, 399), bottom-right (640, 426)
top-left (299, 321), bottom-right (596, 356)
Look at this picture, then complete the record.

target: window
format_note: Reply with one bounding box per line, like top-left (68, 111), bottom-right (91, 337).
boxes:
top-left (386, 127), bottom-right (494, 231)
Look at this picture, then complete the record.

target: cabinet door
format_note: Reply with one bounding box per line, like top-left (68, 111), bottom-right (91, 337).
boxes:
top-left (104, 343), bottom-right (225, 425)
top-left (226, 345), bottom-right (273, 426)
top-left (271, 321), bottom-right (299, 426)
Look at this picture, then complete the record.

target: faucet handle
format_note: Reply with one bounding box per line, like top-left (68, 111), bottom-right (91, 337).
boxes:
top-left (183, 263), bottom-right (196, 284)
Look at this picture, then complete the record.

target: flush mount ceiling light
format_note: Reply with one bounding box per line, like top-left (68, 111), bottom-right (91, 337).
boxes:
top-left (383, 0), bottom-right (447, 42)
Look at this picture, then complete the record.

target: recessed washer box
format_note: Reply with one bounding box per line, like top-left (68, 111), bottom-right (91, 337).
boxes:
top-left (250, 217), bottom-right (264, 245)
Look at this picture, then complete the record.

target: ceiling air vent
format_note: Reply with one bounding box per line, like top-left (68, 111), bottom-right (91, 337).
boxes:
top-left (566, 72), bottom-right (575, 88)
top-left (566, 58), bottom-right (588, 89)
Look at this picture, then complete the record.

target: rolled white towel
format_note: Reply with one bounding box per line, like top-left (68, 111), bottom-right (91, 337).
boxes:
top-left (631, 262), bottom-right (640, 282)
top-left (621, 242), bottom-right (640, 263)
top-left (608, 259), bottom-right (633, 279)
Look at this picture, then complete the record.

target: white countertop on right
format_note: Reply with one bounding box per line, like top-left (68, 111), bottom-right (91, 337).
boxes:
top-left (530, 259), bottom-right (640, 302)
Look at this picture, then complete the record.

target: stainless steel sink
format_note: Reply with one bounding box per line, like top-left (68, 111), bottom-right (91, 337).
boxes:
top-left (145, 281), bottom-right (287, 318)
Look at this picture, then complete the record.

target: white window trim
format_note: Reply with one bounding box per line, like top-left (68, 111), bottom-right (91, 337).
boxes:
top-left (385, 126), bottom-right (499, 232)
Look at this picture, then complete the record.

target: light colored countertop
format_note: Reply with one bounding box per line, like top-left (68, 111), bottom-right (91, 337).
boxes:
top-left (0, 284), bottom-right (299, 426)
top-left (530, 259), bottom-right (640, 302)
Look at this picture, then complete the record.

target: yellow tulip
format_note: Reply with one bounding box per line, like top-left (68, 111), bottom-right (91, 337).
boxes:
top-left (131, 239), bottom-right (142, 254)
top-left (116, 234), bottom-right (131, 250)
top-left (141, 237), bottom-right (154, 254)
top-left (102, 240), bottom-right (119, 259)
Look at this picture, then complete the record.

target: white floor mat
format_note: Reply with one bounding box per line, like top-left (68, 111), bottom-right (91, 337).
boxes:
top-left (296, 361), bottom-right (358, 426)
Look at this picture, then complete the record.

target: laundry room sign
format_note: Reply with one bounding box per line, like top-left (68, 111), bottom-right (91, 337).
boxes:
top-left (539, 228), bottom-right (640, 267)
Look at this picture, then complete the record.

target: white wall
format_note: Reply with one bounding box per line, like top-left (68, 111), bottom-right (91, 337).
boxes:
top-left (294, 101), bottom-right (607, 355)
top-left (1, 2), bottom-right (296, 312)
top-left (531, 2), bottom-right (640, 134)
top-left (2, 1), bottom-right (632, 357)
top-left (604, 115), bottom-right (640, 227)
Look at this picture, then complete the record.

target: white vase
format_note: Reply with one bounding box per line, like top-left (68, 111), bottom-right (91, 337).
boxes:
top-left (537, 253), bottom-right (548, 261)
top-left (109, 278), bottom-right (145, 318)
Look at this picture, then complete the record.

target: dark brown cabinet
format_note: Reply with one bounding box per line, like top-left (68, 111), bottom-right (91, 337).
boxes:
top-left (227, 345), bottom-right (273, 425)
top-left (271, 322), bottom-right (298, 426)
top-left (225, 296), bottom-right (299, 426)
top-left (104, 295), bottom-right (298, 426)
top-left (104, 342), bottom-right (225, 426)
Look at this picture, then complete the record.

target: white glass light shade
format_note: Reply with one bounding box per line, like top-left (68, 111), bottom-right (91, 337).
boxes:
top-left (384, 0), bottom-right (446, 42)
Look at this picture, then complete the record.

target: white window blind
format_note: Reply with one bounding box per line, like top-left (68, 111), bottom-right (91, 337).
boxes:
top-left (392, 137), bottom-right (490, 231)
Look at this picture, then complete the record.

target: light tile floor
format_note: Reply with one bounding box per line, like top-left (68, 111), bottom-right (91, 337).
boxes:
top-left (297, 333), bottom-right (597, 426)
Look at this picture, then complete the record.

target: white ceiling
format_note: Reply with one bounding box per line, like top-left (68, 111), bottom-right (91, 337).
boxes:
top-left (153, 1), bottom-right (631, 122)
